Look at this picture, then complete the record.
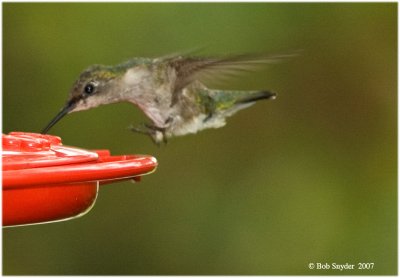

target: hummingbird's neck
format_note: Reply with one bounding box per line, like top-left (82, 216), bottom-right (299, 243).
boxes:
top-left (116, 66), bottom-right (155, 101)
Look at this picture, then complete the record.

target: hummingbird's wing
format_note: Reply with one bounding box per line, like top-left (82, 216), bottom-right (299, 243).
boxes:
top-left (166, 52), bottom-right (298, 94)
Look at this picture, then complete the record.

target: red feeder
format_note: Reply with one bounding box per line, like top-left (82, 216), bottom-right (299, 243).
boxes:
top-left (2, 132), bottom-right (157, 227)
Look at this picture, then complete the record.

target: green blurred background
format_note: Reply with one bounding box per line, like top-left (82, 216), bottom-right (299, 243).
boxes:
top-left (3, 3), bottom-right (397, 275)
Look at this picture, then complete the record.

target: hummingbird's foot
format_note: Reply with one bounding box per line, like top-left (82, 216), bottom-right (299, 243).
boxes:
top-left (203, 112), bottom-right (213, 123)
top-left (129, 123), bottom-right (168, 145)
top-left (144, 123), bottom-right (168, 145)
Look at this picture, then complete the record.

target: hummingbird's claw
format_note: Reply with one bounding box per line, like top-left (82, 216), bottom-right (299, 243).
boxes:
top-left (129, 123), bottom-right (167, 146)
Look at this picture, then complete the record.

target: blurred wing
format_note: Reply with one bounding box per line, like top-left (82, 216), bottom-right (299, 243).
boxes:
top-left (166, 52), bottom-right (299, 93)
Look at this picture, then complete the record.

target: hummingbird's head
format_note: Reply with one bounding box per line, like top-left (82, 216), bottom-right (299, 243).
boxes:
top-left (42, 65), bottom-right (120, 134)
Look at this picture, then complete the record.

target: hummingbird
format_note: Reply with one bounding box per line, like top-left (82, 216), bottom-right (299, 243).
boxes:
top-left (42, 53), bottom-right (288, 144)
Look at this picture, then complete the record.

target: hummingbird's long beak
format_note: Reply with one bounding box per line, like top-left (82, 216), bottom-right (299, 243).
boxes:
top-left (41, 100), bottom-right (76, 134)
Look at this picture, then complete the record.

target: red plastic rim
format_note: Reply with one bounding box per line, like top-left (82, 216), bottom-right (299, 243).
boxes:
top-left (2, 132), bottom-right (158, 227)
top-left (2, 132), bottom-right (158, 188)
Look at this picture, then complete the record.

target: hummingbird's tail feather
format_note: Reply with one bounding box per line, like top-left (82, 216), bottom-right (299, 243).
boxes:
top-left (234, 90), bottom-right (277, 104)
top-left (204, 88), bottom-right (276, 121)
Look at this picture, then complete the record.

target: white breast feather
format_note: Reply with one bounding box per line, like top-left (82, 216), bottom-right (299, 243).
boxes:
top-left (171, 114), bottom-right (227, 136)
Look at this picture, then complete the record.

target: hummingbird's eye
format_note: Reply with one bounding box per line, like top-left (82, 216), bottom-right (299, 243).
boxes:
top-left (84, 83), bottom-right (95, 95)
